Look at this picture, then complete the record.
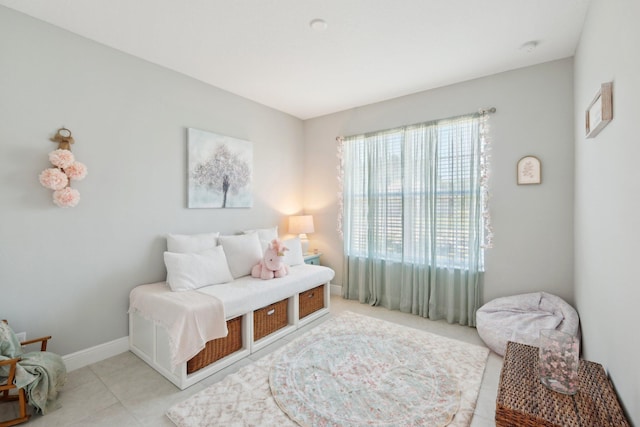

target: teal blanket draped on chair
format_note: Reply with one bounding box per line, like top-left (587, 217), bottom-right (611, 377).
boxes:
top-left (0, 322), bottom-right (66, 414)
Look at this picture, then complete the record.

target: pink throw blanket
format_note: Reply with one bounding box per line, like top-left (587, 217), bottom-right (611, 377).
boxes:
top-left (129, 282), bottom-right (228, 367)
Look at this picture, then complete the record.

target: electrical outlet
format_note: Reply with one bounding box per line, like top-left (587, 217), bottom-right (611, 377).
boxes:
top-left (16, 331), bottom-right (26, 342)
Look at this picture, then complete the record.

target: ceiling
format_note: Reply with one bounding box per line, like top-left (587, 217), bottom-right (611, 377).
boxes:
top-left (0, 0), bottom-right (590, 119)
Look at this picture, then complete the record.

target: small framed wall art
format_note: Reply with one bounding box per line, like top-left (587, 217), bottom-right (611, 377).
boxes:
top-left (585, 82), bottom-right (613, 138)
top-left (517, 155), bottom-right (541, 185)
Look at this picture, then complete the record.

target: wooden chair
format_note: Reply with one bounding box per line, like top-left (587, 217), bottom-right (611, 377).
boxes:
top-left (0, 321), bottom-right (51, 427)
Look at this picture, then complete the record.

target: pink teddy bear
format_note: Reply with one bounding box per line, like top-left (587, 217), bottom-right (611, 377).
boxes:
top-left (251, 239), bottom-right (290, 280)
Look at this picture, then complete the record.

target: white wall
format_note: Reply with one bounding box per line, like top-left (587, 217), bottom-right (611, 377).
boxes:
top-left (0, 7), bottom-right (305, 356)
top-left (303, 59), bottom-right (575, 305)
top-left (574, 0), bottom-right (640, 423)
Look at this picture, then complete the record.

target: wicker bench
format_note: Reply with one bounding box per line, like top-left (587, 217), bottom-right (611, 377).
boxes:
top-left (496, 341), bottom-right (630, 427)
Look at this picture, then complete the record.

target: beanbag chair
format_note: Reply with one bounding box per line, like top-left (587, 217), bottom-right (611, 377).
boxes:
top-left (476, 292), bottom-right (580, 356)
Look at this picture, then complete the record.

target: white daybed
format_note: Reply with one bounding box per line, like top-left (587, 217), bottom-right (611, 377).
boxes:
top-left (129, 263), bottom-right (334, 390)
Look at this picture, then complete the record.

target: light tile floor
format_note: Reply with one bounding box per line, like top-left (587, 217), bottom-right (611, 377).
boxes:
top-left (1, 296), bottom-right (502, 426)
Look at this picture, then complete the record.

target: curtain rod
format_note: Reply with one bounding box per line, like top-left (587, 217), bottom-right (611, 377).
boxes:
top-left (336, 107), bottom-right (496, 142)
top-left (479, 107), bottom-right (496, 114)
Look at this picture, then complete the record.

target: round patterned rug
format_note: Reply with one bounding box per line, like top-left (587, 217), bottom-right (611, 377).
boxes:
top-left (269, 329), bottom-right (460, 427)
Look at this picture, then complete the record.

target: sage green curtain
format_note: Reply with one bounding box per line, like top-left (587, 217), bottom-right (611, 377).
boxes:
top-left (341, 114), bottom-right (486, 326)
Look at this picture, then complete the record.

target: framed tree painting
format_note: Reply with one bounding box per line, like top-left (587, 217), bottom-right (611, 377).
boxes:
top-left (187, 128), bottom-right (253, 208)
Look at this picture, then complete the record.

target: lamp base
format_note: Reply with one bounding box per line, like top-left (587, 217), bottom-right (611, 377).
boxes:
top-left (300, 234), bottom-right (310, 254)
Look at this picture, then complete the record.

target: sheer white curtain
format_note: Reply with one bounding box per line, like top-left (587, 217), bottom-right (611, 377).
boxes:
top-left (340, 113), bottom-right (491, 326)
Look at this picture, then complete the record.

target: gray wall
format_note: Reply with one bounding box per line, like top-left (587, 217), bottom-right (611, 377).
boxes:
top-left (574, 0), bottom-right (640, 423)
top-left (0, 7), bottom-right (305, 355)
top-left (304, 59), bottom-right (575, 305)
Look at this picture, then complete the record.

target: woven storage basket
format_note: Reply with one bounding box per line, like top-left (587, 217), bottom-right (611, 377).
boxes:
top-left (496, 341), bottom-right (630, 427)
top-left (186, 316), bottom-right (243, 374)
top-left (299, 284), bottom-right (325, 319)
top-left (253, 298), bottom-right (288, 341)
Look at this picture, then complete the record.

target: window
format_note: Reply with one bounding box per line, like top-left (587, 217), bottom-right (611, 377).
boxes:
top-left (341, 114), bottom-right (490, 271)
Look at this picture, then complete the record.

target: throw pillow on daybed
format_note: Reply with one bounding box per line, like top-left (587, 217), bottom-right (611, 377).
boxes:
top-left (282, 236), bottom-right (305, 266)
top-left (166, 231), bottom-right (220, 253)
top-left (164, 246), bottom-right (233, 291)
top-left (218, 232), bottom-right (263, 279)
top-left (244, 233), bottom-right (304, 266)
top-left (242, 226), bottom-right (278, 243)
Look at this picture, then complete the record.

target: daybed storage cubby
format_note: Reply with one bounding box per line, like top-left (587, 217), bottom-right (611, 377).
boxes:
top-left (299, 284), bottom-right (325, 319)
top-left (128, 227), bottom-right (334, 390)
top-left (186, 315), bottom-right (243, 375)
top-left (253, 298), bottom-right (289, 341)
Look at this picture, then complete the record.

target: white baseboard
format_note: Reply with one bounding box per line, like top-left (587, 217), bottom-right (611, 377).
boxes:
top-left (62, 336), bottom-right (129, 372)
top-left (330, 284), bottom-right (342, 296)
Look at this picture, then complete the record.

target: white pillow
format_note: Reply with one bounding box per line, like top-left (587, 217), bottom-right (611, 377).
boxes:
top-left (218, 233), bottom-right (264, 279)
top-left (282, 237), bottom-right (305, 266)
top-left (164, 246), bottom-right (233, 291)
top-left (242, 226), bottom-right (278, 242)
top-left (167, 232), bottom-right (220, 253)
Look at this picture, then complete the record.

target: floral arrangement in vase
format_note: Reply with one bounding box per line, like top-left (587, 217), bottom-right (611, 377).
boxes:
top-left (38, 128), bottom-right (88, 207)
top-left (539, 329), bottom-right (580, 395)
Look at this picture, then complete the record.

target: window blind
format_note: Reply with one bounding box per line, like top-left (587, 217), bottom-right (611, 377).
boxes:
top-left (341, 114), bottom-right (487, 270)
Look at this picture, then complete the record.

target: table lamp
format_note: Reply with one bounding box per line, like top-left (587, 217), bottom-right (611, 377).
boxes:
top-left (288, 215), bottom-right (314, 254)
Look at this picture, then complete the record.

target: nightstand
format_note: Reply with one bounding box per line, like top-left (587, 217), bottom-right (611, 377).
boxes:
top-left (303, 253), bottom-right (322, 265)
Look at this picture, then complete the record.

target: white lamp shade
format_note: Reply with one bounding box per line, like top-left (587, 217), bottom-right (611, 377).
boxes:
top-left (289, 215), bottom-right (314, 254)
top-left (288, 215), bottom-right (314, 235)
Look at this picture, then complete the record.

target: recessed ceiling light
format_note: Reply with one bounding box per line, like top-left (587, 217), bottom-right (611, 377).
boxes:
top-left (520, 41), bottom-right (538, 53)
top-left (309, 19), bottom-right (328, 31)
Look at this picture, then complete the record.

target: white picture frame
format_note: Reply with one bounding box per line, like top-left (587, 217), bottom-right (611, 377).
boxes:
top-left (585, 82), bottom-right (613, 138)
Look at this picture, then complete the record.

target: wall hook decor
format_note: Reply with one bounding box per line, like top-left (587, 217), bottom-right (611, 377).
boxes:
top-left (38, 127), bottom-right (88, 207)
top-left (51, 127), bottom-right (75, 150)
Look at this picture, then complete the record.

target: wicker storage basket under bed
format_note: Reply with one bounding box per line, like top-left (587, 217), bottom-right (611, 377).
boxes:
top-left (496, 341), bottom-right (630, 427)
top-left (253, 298), bottom-right (288, 341)
top-left (186, 315), bottom-right (243, 374)
top-left (299, 284), bottom-right (325, 319)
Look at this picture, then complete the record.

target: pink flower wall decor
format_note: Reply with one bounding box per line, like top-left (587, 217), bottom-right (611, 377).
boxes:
top-left (53, 187), bottom-right (80, 208)
top-left (48, 149), bottom-right (75, 169)
top-left (39, 128), bottom-right (88, 208)
top-left (39, 168), bottom-right (69, 190)
top-left (65, 161), bottom-right (88, 181)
